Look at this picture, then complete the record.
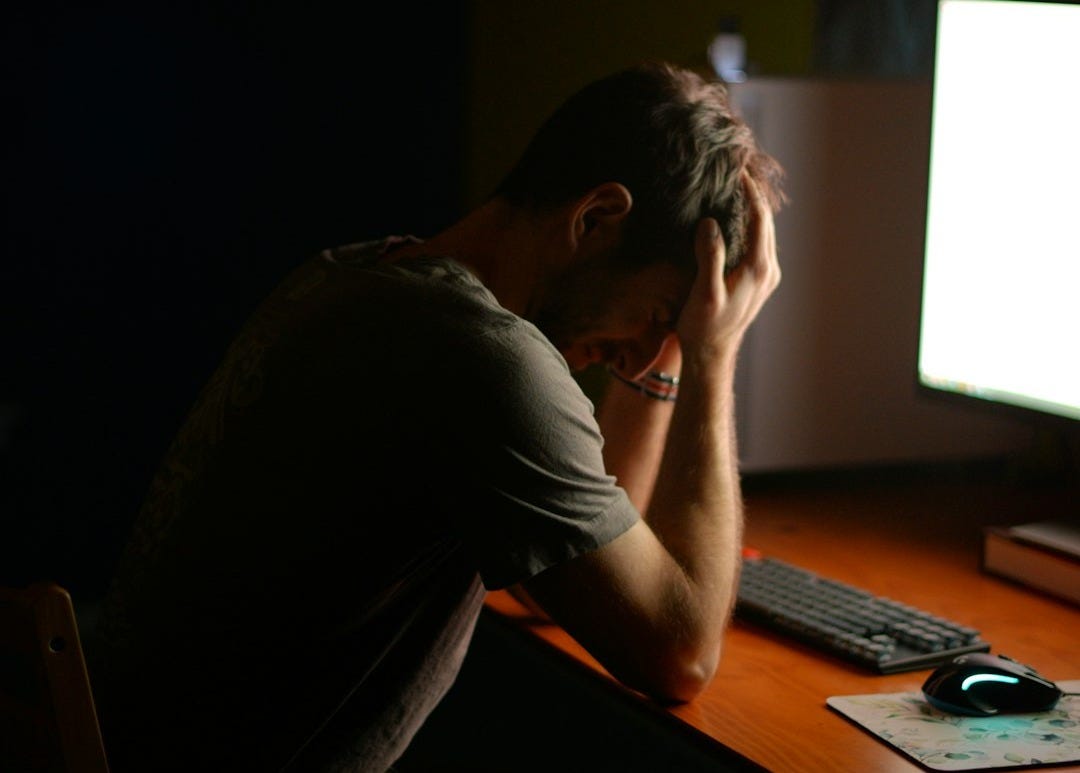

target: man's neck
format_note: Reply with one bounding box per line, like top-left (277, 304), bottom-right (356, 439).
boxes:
top-left (393, 199), bottom-right (569, 319)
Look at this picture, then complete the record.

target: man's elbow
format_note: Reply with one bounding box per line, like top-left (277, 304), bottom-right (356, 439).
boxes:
top-left (640, 641), bottom-right (723, 704)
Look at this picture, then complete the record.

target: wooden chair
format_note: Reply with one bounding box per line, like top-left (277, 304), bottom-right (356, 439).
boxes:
top-left (0, 581), bottom-right (110, 773)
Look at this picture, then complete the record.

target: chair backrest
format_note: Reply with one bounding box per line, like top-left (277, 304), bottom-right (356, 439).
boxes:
top-left (0, 581), bottom-right (110, 773)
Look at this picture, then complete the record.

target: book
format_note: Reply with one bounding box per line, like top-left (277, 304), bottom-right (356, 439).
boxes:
top-left (981, 519), bottom-right (1080, 607)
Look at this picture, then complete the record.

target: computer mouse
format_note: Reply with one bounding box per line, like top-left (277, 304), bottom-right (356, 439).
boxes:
top-left (921, 652), bottom-right (1063, 716)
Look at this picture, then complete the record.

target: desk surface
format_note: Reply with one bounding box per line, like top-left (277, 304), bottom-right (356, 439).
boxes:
top-left (485, 471), bottom-right (1080, 773)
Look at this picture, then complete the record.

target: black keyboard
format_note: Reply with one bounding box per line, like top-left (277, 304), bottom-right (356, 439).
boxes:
top-left (735, 555), bottom-right (990, 674)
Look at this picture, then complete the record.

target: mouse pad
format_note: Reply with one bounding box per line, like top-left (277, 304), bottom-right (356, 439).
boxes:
top-left (827, 680), bottom-right (1080, 771)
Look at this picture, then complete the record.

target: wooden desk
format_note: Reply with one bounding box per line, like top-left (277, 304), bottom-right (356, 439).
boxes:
top-left (483, 472), bottom-right (1080, 772)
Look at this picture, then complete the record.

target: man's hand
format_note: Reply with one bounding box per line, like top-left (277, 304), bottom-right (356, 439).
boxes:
top-left (676, 174), bottom-right (780, 368)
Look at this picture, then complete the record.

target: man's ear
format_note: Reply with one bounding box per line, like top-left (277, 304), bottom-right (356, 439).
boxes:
top-left (569, 182), bottom-right (633, 253)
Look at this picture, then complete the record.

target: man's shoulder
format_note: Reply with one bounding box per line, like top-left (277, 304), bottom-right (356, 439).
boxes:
top-left (317, 235), bottom-right (420, 266)
top-left (316, 236), bottom-right (498, 310)
top-left (286, 236), bottom-right (568, 377)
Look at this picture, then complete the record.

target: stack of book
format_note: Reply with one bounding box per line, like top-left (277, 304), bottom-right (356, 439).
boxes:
top-left (981, 519), bottom-right (1080, 607)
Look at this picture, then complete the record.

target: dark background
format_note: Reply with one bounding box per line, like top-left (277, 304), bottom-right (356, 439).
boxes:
top-left (2, 2), bottom-right (470, 600)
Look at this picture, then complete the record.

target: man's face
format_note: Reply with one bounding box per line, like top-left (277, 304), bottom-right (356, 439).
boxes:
top-left (532, 250), bottom-right (692, 380)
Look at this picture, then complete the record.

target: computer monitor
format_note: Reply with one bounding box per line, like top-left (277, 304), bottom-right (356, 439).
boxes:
top-left (917, 0), bottom-right (1080, 425)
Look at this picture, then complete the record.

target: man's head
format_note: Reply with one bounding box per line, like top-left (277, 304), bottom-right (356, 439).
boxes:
top-left (494, 60), bottom-right (784, 277)
top-left (493, 61), bottom-right (784, 375)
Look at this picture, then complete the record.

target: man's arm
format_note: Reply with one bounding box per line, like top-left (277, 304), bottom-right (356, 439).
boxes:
top-left (522, 177), bottom-right (780, 703)
top-left (506, 343), bottom-right (678, 619)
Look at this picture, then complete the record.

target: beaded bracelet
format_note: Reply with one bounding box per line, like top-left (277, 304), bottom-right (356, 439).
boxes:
top-left (607, 366), bottom-right (680, 402)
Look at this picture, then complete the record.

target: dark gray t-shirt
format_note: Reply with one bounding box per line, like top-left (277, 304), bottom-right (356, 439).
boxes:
top-left (88, 237), bottom-right (638, 772)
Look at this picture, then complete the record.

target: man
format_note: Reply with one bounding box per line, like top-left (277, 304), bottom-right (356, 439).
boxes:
top-left (88, 60), bottom-right (784, 772)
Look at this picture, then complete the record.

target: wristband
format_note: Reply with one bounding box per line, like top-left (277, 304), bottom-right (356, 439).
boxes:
top-left (607, 366), bottom-right (679, 402)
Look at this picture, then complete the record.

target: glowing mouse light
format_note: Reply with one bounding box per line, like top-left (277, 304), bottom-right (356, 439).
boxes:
top-left (961, 674), bottom-right (1020, 691)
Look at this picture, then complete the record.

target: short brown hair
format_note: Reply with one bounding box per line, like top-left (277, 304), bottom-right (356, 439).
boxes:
top-left (494, 60), bottom-right (784, 272)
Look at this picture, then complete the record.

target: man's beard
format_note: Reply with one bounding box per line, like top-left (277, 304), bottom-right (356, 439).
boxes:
top-left (528, 257), bottom-right (626, 354)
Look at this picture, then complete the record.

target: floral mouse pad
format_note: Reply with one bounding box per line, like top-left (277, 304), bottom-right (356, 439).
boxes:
top-left (827, 680), bottom-right (1080, 770)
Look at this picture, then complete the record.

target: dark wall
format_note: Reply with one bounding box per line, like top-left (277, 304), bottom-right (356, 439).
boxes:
top-left (2, 2), bottom-right (469, 599)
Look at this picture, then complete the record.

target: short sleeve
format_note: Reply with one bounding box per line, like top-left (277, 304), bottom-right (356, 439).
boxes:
top-left (442, 318), bottom-right (640, 590)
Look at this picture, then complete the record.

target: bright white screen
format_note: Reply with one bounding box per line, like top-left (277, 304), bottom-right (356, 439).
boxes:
top-left (918, 0), bottom-right (1080, 421)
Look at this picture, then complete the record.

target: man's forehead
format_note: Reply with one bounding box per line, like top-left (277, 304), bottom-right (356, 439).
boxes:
top-left (634, 261), bottom-right (694, 318)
